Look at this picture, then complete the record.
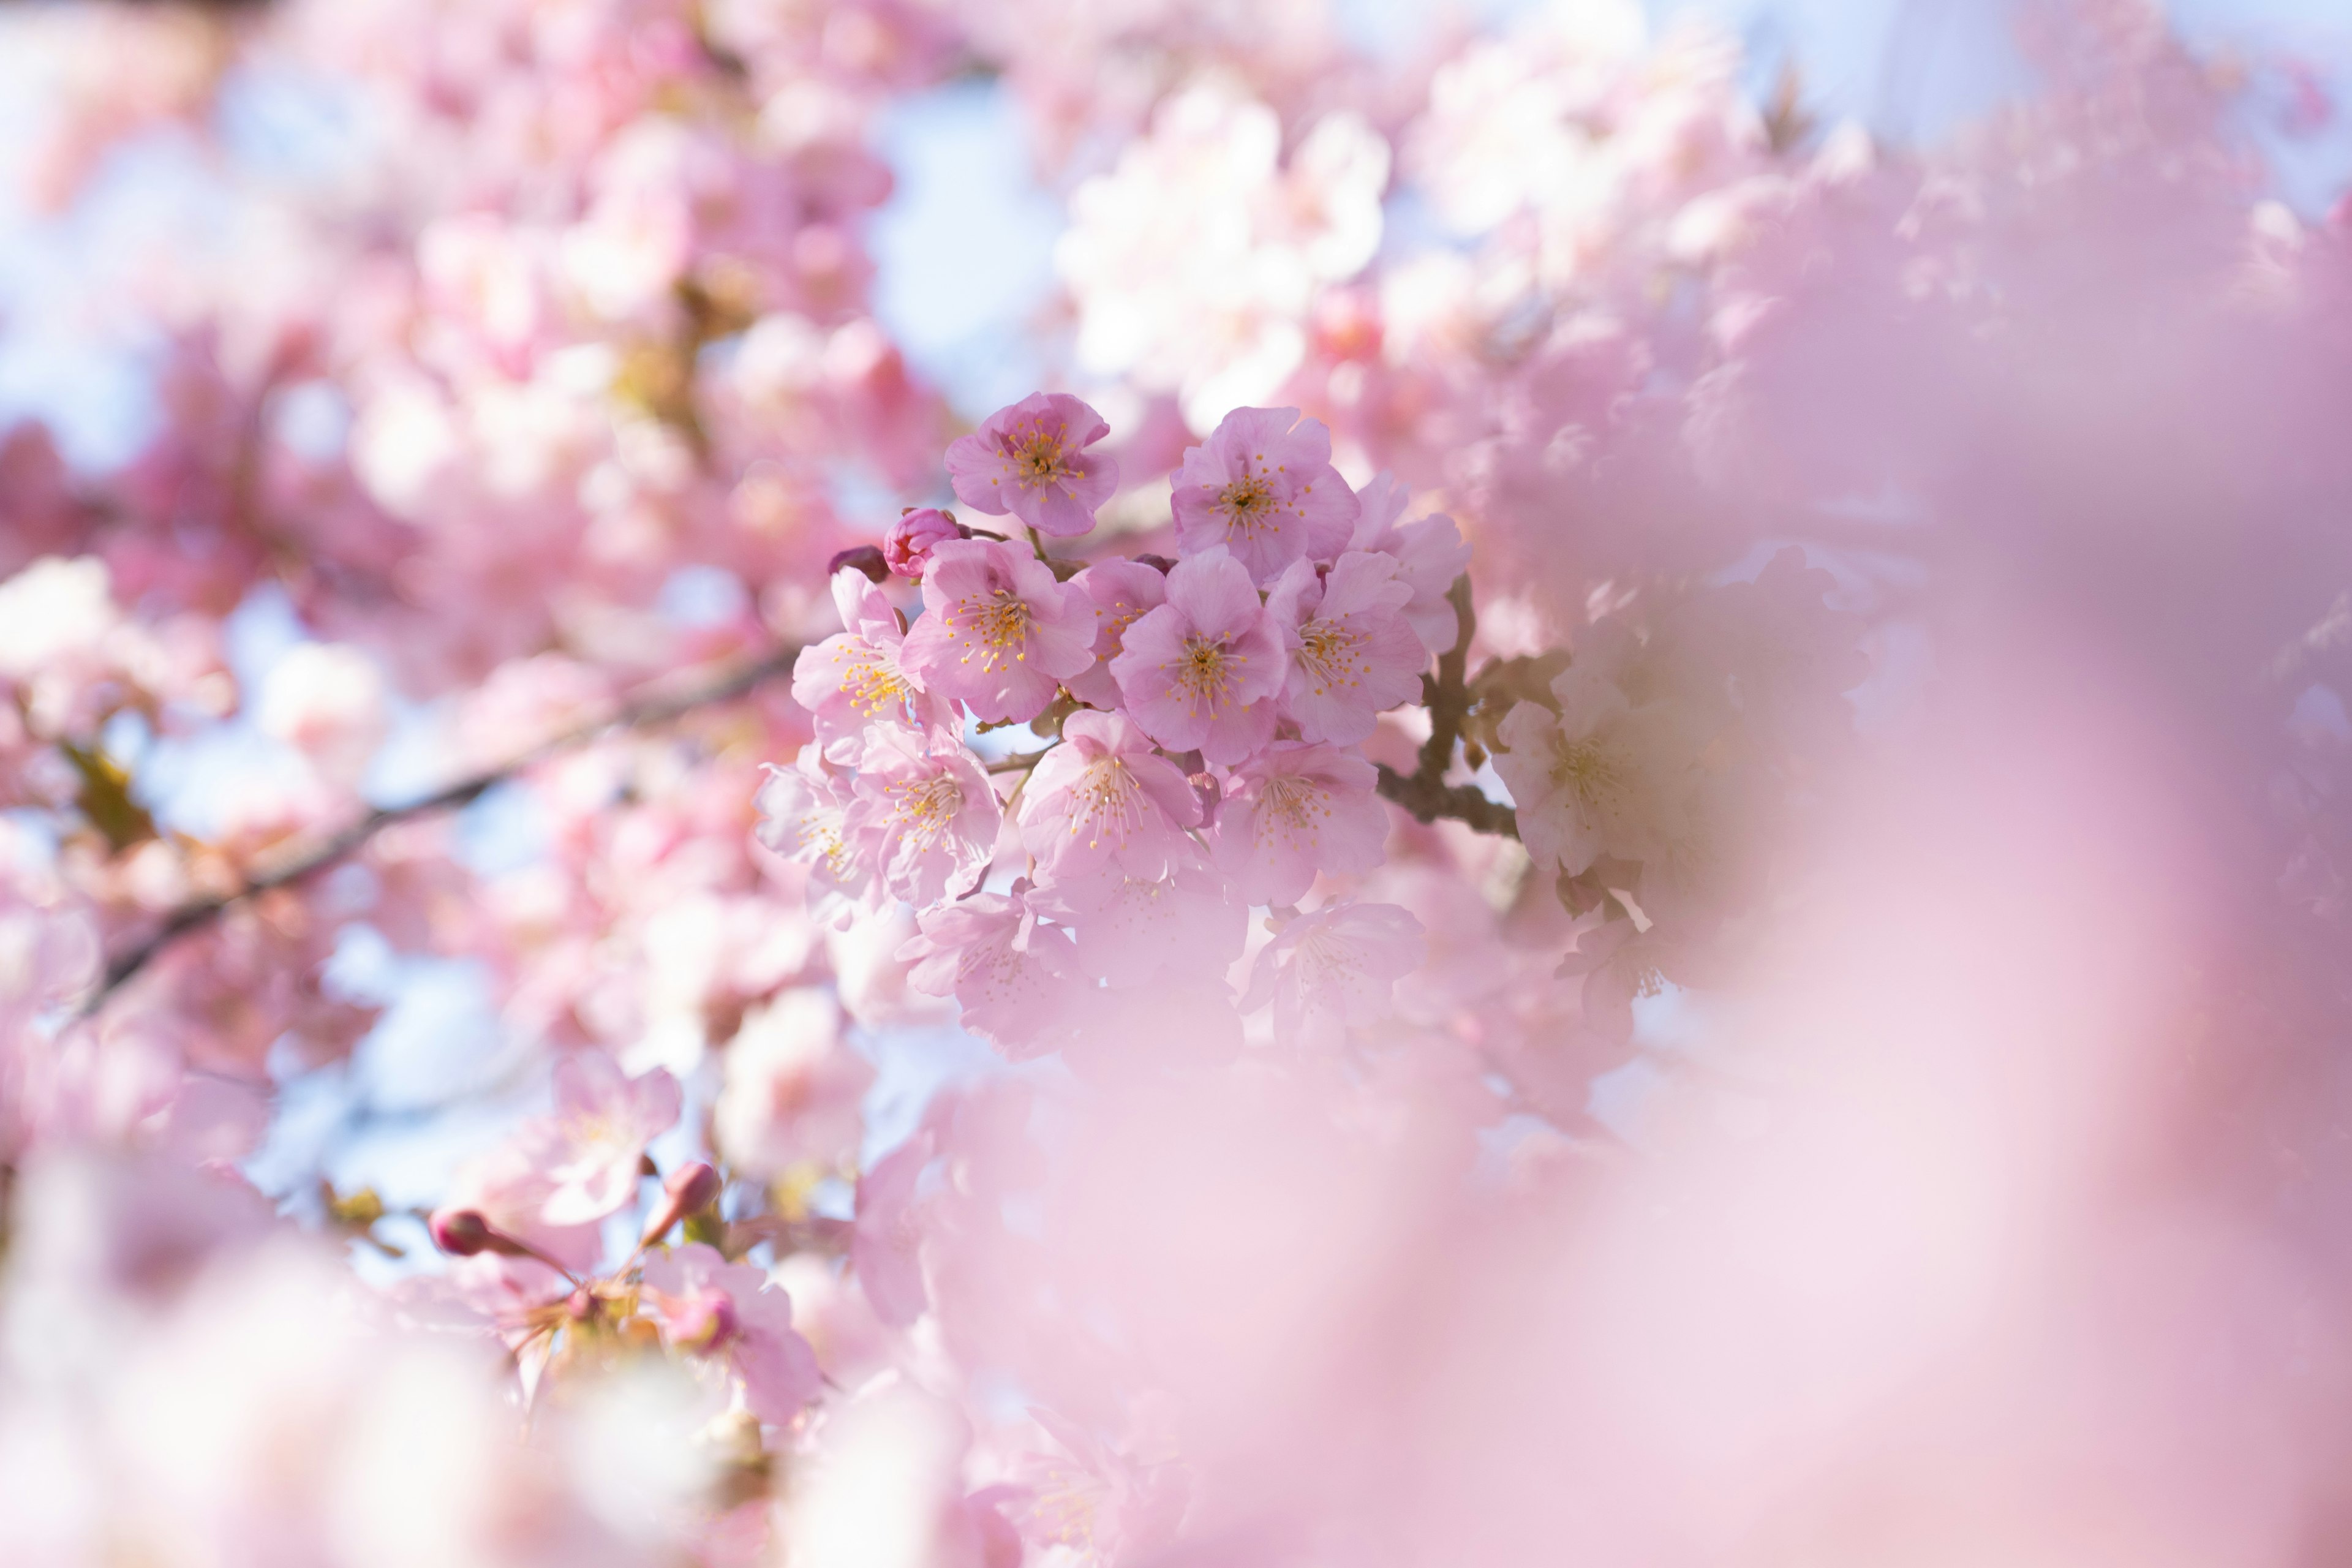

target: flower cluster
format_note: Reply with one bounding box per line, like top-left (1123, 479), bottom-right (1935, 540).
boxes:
top-left (767, 396), bottom-right (1456, 1061)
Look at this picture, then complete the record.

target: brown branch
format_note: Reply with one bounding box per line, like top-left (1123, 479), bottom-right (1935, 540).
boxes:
top-left (83, 644), bottom-right (802, 1014)
top-left (1374, 576), bottom-right (1520, 840)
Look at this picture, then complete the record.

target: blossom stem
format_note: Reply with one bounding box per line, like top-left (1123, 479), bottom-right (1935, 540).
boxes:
top-left (80, 643), bottom-right (804, 1015)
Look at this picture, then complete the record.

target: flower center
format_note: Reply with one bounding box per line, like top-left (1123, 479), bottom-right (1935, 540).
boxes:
top-left (1011, 430), bottom-right (1072, 489)
top-left (1217, 470), bottom-right (1278, 533)
top-left (1550, 734), bottom-right (1626, 810)
top-left (1294, 618), bottom-right (1367, 695)
top-left (1255, 774), bottom-right (1328, 844)
top-left (1069, 757), bottom-right (1147, 850)
top-left (1167, 635), bottom-right (1242, 712)
top-left (887, 771), bottom-right (965, 848)
top-left (953, 588), bottom-right (1035, 671)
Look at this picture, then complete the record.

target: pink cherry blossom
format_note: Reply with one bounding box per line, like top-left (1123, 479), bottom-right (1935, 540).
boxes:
top-left (1109, 545), bottom-right (1287, 765)
top-left (899, 888), bottom-right (1079, 1058)
top-left (845, 725), bottom-right (1003, 906)
top-left (1349, 473), bottom-right (1474, 655)
top-left (516, 1053), bottom-right (682, 1227)
top-left (713, 988), bottom-right (874, 1180)
top-left (1064, 557), bottom-right (1167, 708)
top-left (1242, 899), bottom-right (1427, 1050)
top-left (1170, 406), bottom-right (1358, 583)
top-left (1210, 741), bottom-right (1390, 907)
top-left (755, 747), bottom-right (875, 923)
top-left (1017, 710), bottom-right (1201, 888)
top-left (884, 507), bottom-right (966, 578)
top-left (900, 537), bottom-right (1099, 723)
top-left (793, 565), bottom-right (955, 758)
top-left (1028, 850), bottom-right (1245, 989)
top-left (945, 392), bottom-right (1119, 538)
top-left (640, 1242), bottom-right (821, 1426)
top-left (1264, 551), bottom-right (1427, 744)
top-left (851, 1134), bottom-right (929, 1328)
top-left (1490, 666), bottom-right (1704, 880)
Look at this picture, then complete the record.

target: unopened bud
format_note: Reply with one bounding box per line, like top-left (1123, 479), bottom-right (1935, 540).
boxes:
top-left (1133, 553), bottom-right (1176, 575)
top-left (826, 545), bottom-right (890, 583)
top-left (428, 1207), bottom-right (532, 1260)
top-left (639, 1160), bottom-right (724, 1248)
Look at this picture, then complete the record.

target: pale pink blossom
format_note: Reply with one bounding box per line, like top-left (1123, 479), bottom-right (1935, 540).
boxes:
top-left (1349, 473), bottom-right (1474, 655)
top-left (945, 392), bottom-right (1118, 538)
top-left (1170, 407), bottom-right (1357, 584)
top-left (755, 747), bottom-right (873, 923)
top-left (516, 1053), bottom-right (682, 1227)
top-left (1003, 1408), bottom-right (1191, 1566)
top-left (884, 507), bottom-right (965, 578)
top-left (1109, 545), bottom-right (1287, 765)
top-left (1064, 557), bottom-right (1167, 708)
top-left (714, 989), bottom-right (874, 1179)
top-left (1029, 851), bottom-right (1245, 989)
top-left (794, 565), bottom-right (954, 760)
top-left (1242, 900), bottom-right (1427, 1050)
top-left (1490, 666), bottom-right (1704, 880)
top-left (900, 538), bottom-right (1098, 723)
top-left (1017, 710), bottom-right (1201, 888)
top-left (1211, 741), bottom-right (1390, 907)
top-left (846, 725), bottom-right (1001, 907)
top-left (1264, 551), bottom-right (1427, 744)
top-left (851, 1135), bottom-right (929, 1327)
top-left (899, 889), bottom-right (1079, 1057)
top-left (640, 1242), bottom-right (821, 1426)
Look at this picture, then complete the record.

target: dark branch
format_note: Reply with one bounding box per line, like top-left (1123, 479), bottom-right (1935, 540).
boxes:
top-left (1375, 576), bottom-right (1520, 840)
top-left (83, 644), bottom-right (801, 1014)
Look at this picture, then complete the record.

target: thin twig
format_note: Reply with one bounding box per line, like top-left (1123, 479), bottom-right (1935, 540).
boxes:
top-left (83, 644), bottom-right (801, 1014)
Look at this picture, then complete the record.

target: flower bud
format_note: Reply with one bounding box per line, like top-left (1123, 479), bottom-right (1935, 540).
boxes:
top-left (884, 508), bottom-right (965, 578)
top-left (639, 1160), bottom-right (724, 1248)
top-left (827, 545), bottom-right (891, 584)
top-left (428, 1207), bottom-right (537, 1260)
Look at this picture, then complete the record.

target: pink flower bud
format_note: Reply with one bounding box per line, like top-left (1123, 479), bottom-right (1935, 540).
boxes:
top-left (827, 544), bottom-right (890, 584)
top-left (884, 507), bottom-right (967, 578)
top-left (428, 1207), bottom-right (495, 1256)
top-left (428, 1207), bottom-right (533, 1259)
top-left (638, 1160), bottom-right (724, 1247)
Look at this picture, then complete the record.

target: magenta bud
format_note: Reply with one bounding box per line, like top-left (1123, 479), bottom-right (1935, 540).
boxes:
top-left (827, 545), bottom-right (891, 583)
top-left (1133, 552), bottom-right (1176, 575)
top-left (639, 1161), bottom-right (724, 1248)
top-left (428, 1207), bottom-right (533, 1260)
top-left (567, 1287), bottom-right (596, 1322)
top-left (666, 1161), bottom-right (723, 1216)
top-left (428, 1207), bottom-right (494, 1256)
top-left (883, 508), bottom-right (965, 578)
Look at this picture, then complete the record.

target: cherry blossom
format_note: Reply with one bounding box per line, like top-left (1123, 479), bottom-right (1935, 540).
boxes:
top-left (851, 1134), bottom-right (930, 1328)
top-left (1242, 900), bottom-right (1427, 1050)
top-left (1349, 473), bottom-right (1474, 655)
top-left (1110, 545), bottom-right (1287, 764)
top-left (1210, 741), bottom-right (1390, 907)
top-left (1264, 550), bottom-right (1427, 744)
top-left (884, 506), bottom-right (966, 578)
top-left (945, 391), bottom-right (1120, 538)
top-left (1063, 557), bottom-right (1167, 708)
top-left (639, 1242), bottom-right (822, 1426)
top-left (899, 888), bottom-right (1079, 1057)
top-left (1170, 406), bottom-right (1359, 584)
top-left (712, 988), bottom-right (874, 1179)
top-left (794, 565), bottom-right (955, 759)
top-left (1490, 665), bottom-right (1705, 880)
top-left (900, 537), bottom-right (1099, 723)
top-left (1017, 709), bottom-right (1202, 887)
top-left (846, 724), bottom-right (1003, 906)
top-left (516, 1054), bottom-right (682, 1227)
